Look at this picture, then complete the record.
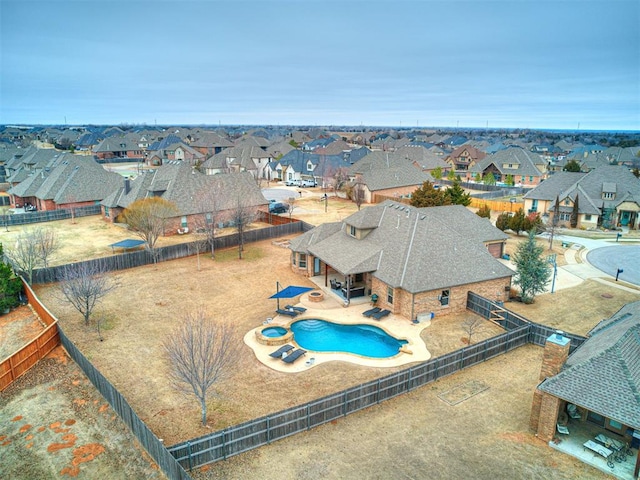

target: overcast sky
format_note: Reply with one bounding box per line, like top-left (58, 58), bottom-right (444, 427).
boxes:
top-left (1, 0), bottom-right (638, 130)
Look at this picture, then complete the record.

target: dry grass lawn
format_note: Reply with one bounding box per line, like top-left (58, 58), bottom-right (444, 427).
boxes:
top-left (12, 195), bottom-right (636, 479)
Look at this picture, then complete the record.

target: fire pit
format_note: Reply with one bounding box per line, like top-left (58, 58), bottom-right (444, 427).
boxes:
top-left (308, 291), bottom-right (324, 302)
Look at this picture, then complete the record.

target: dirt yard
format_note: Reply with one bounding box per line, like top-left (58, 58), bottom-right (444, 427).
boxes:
top-left (191, 345), bottom-right (610, 480)
top-left (0, 346), bottom-right (165, 480)
top-left (0, 305), bottom-right (45, 360)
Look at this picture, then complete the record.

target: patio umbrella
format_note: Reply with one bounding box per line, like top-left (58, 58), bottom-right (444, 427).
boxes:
top-left (269, 283), bottom-right (314, 309)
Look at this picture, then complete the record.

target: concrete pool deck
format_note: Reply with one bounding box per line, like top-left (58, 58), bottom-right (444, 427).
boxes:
top-left (243, 291), bottom-right (432, 373)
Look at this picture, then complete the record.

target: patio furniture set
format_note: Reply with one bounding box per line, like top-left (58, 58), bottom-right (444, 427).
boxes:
top-left (362, 307), bottom-right (391, 320)
top-left (269, 344), bottom-right (307, 364)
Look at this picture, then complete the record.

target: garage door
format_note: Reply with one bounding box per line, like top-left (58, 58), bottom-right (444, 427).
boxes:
top-left (487, 242), bottom-right (503, 258)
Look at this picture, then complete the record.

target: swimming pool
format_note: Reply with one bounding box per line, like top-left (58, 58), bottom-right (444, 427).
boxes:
top-left (290, 319), bottom-right (407, 358)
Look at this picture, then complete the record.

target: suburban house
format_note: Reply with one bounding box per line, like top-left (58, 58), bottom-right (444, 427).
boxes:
top-left (467, 147), bottom-right (547, 186)
top-left (7, 153), bottom-right (122, 211)
top-left (93, 136), bottom-right (145, 160)
top-left (347, 151), bottom-right (434, 203)
top-left (523, 165), bottom-right (640, 230)
top-left (289, 201), bottom-right (512, 320)
top-left (530, 302), bottom-right (640, 478)
top-left (276, 150), bottom-right (350, 186)
top-left (100, 162), bottom-right (268, 234)
top-left (394, 145), bottom-right (451, 175)
top-left (201, 146), bottom-right (272, 179)
top-left (445, 145), bottom-right (487, 172)
top-left (190, 131), bottom-right (234, 156)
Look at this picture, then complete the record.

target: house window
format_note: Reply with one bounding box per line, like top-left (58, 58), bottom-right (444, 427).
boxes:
top-left (531, 199), bottom-right (538, 212)
top-left (181, 216), bottom-right (187, 228)
top-left (529, 176), bottom-right (534, 182)
top-left (440, 289), bottom-right (450, 306)
top-left (560, 213), bottom-right (571, 221)
top-left (291, 252), bottom-right (296, 266)
top-left (603, 192), bottom-right (614, 200)
top-left (299, 254), bottom-right (307, 269)
top-left (584, 214), bottom-right (592, 221)
top-left (587, 411), bottom-right (605, 427)
top-left (350, 225), bottom-right (356, 237)
top-left (205, 212), bottom-right (212, 224)
top-left (387, 286), bottom-right (394, 304)
top-left (104, 207), bottom-right (110, 218)
top-left (564, 199), bottom-right (571, 206)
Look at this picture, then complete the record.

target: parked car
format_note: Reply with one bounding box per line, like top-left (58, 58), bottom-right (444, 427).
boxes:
top-left (299, 179), bottom-right (317, 188)
top-left (285, 179), bottom-right (299, 187)
top-left (269, 202), bottom-right (288, 214)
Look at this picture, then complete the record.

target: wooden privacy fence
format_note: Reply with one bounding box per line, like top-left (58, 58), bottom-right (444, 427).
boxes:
top-left (1, 204), bottom-right (101, 227)
top-left (30, 220), bottom-right (313, 284)
top-left (469, 197), bottom-right (523, 212)
top-left (0, 278), bottom-right (60, 391)
top-left (168, 325), bottom-right (531, 469)
top-left (466, 292), bottom-right (586, 353)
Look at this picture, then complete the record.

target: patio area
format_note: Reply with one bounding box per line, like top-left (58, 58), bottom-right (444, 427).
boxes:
top-left (243, 285), bottom-right (432, 373)
top-left (550, 420), bottom-right (639, 480)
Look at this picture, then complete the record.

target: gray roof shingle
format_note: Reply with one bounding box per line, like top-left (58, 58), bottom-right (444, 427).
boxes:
top-left (539, 301), bottom-right (640, 429)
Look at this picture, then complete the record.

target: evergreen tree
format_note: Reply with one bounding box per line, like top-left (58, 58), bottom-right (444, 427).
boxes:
top-left (495, 212), bottom-right (511, 231)
top-left (445, 180), bottom-right (471, 206)
top-left (512, 230), bottom-right (551, 304)
top-left (410, 181), bottom-right (452, 208)
top-left (476, 204), bottom-right (491, 219)
top-left (482, 172), bottom-right (496, 185)
top-left (563, 159), bottom-right (581, 172)
top-left (509, 208), bottom-right (526, 235)
top-left (505, 174), bottom-right (515, 187)
top-left (570, 194), bottom-right (579, 228)
top-left (0, 243), bottom-right (22, 312)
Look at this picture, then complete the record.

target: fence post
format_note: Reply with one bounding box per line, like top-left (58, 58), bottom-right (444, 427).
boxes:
top-left (266, 416), bottom-right (270, 444)
top-left (307, 404), bottom-right (311, 430)
top-left (222, 428), bottom-right (227, 460)
top-left (186, 441), bottom-right (192, 471)
top-left (343, 391), bottom-right (347, 416)
top-left (407, 368), bottom-right (412, 392)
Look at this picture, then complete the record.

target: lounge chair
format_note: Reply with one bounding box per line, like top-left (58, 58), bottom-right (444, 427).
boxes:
top-left (282, 349), bottom-right (307, 364)
top-left (276, 308), bottom-right (299, 317)
top-left (556, 424), bottom-right (569, 435)
top-left (595, 434), bottom-right (624, 451)
top-left (285, 305), bottom-right (307, 313)
top-left (372, 309), bottom-right (391, 320)
top-left (567, 403), bottom-right (581, 420)
top-left (269, 344), bottom-right (294, 358)
top-left (362, 307), bottom-right (382, 317)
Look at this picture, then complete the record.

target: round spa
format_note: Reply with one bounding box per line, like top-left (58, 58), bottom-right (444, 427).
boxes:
top-left (255, 325), bottom-right (294, 346)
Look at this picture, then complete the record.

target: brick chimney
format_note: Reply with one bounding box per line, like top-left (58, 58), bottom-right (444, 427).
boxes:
top-left (530, 331), bottom-right (571, 440)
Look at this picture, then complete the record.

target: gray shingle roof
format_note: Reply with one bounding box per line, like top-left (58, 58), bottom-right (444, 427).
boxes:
top-left (539, 301), bottom-right (640, 429)
top-left (103, 163), bottom-right (268, 215)
top-left (470, 147), bottom-right (546, 177)
top-left (290, 201), bottom-right (512, 293)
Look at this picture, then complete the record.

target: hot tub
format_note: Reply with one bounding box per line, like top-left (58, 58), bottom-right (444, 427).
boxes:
top-left (255, 325), bottom-right (294, 346)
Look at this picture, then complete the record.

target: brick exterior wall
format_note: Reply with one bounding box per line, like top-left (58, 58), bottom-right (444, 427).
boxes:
top-left (370, 276), bottom-right (510, 321)
top-left (530, 333), bottom-right (570, 440)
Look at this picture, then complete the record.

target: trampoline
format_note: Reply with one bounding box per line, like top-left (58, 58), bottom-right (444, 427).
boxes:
top-left (109, 239), bottom-right (146, 253)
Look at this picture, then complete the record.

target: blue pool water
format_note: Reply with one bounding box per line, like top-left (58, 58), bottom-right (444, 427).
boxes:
top-left (262, 326), bottom-right (288, 337)
top-left (290, 319), bottom-right (407, 358)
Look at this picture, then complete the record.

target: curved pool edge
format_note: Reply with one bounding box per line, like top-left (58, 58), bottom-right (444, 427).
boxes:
top-left (244, 311), bottom-right (432, 373)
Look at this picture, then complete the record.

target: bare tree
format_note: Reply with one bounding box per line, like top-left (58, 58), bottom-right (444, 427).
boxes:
top-left (193, 184), bottom-right (224, 259)
top-left (120, 197), bottom-right (179, 261)
top-left (461, 317), bottom-right (484, 344)
top-left (59, 262), bottom-right (116, 326)
top-left (287, 196), bottom-right (297, 220)
top-left (333, 167), bottom-right (350, 196)
top-left (230, 194), bottom-right (258, 260)
top-left (163, 308), bottom-right (239, 426)
top-left (34, 227), bottom-right (59, 268)
top-left (352, 182), bottom-right (365, 210)
top-left (5, 227), bottom-right (58, 284)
